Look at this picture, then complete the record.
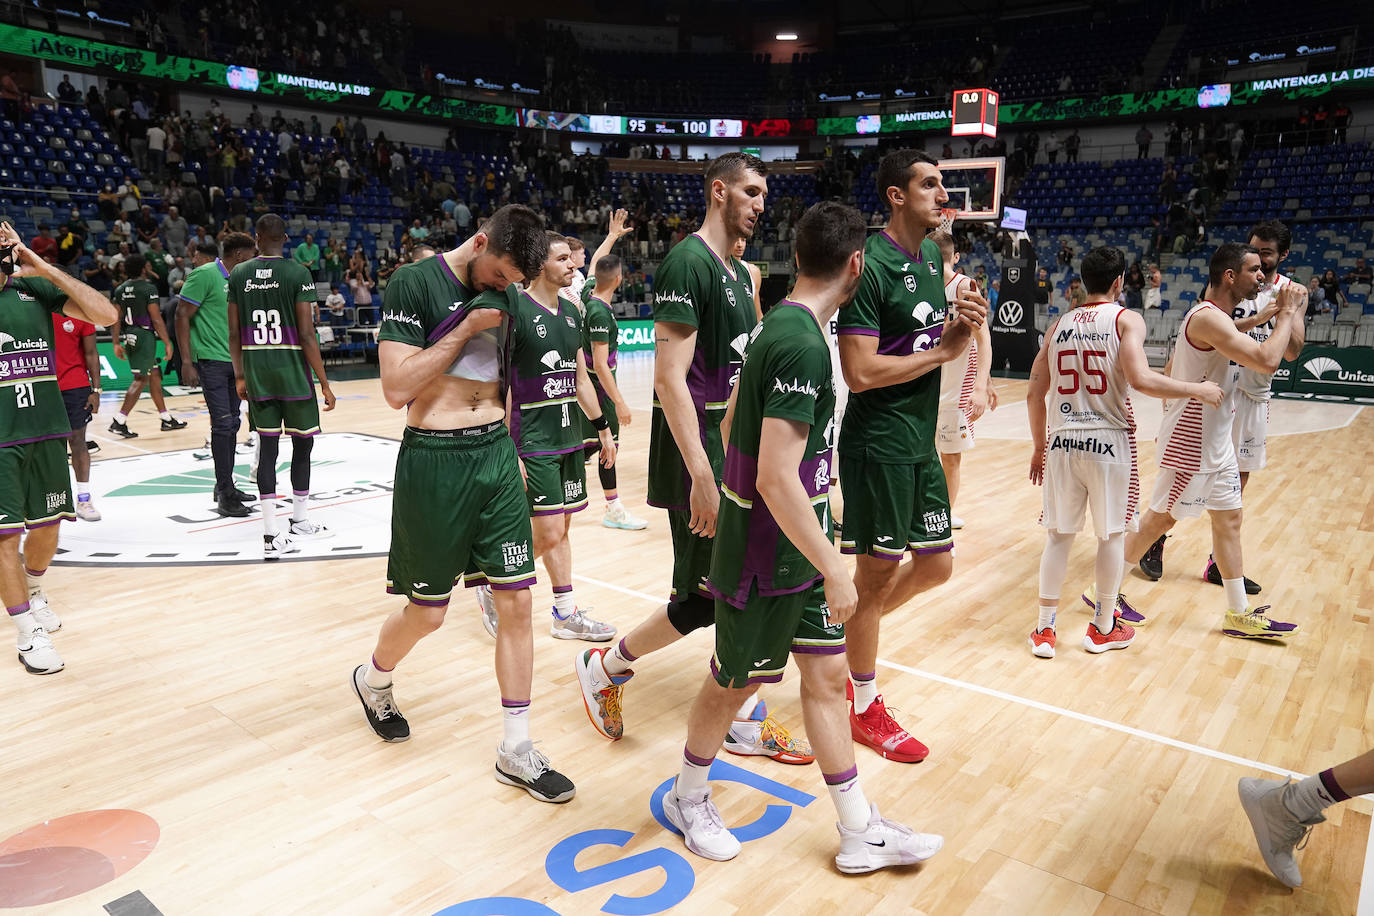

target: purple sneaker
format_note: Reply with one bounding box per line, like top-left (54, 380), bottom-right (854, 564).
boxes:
top-left (1081, 586), bottom-right (1147, 627)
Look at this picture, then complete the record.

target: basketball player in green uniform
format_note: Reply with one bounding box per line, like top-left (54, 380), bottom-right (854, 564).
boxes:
top-left (0, 220), bottom-right (118, 673)
top-left (835, 150), bottom-right (987, 762)
top-left (662, 202), bottom-right (944, 872)
top-left (475, 232), bottom-right (616, 642)
top-left (353, 206), bottom-right (578, 804)
top-left (581, 253), bottom-right (647, 530)
top-left (574, 153), bottom-right (811, 765)
top-left (227, 214), bottom-right (335, 559)
top-left (108, 254), bottom-right (185, 437)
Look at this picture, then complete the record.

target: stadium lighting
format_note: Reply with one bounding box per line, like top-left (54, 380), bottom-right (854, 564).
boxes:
top-left (775, 32), bottom-right (798, 41)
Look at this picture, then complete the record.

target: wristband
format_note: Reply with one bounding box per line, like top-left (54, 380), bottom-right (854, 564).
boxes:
top-left (591, 415), bottom-right (610, 430)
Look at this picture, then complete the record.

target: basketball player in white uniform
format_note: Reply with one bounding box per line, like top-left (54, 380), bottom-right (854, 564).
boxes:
top-left (1027, 247), bottom-right (1222, 658)
top-left (930, 231), bottom-right (994, 529)
top-left (1123, 243), bottom-right (1304, 639)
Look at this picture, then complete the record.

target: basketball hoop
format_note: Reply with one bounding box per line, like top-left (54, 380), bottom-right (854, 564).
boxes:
top-left (939, 208), bottom-right (959, 233)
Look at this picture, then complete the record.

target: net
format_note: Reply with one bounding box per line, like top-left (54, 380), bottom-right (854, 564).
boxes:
top-left (939, 208), bottom-right (959, 234)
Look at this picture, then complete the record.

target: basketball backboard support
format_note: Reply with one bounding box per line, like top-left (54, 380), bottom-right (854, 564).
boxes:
top-left (937, 157), bottom-right (1004, 221)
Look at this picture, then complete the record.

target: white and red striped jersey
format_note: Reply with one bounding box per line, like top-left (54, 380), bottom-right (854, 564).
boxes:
top-left (1228, 272), bottom-right (1293, 402)
top-left (1046, 301), bottom-right (1135, 435)
top-left (940, 273), bottom-right (979, 409)
top-left (1158, 301), bottom-right (1235, 473)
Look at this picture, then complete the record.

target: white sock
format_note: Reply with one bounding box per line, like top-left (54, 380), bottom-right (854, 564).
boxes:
top-left (606, 496), bottom-right (620, 508)
top-left (1223, 577), bottom-right (1247, 613)
top-left (676, 748), bottom-right (713, 800)
top-left (1283, 773), bottom-right (1341, 821)
top-left (8, 603), bottom-right (35, 638)
top-left (292, 490), bottom-right (309, 523)
top-left (364, 655), bottom-right (392, 690)
top-left (851, 673), bottom-right (878, 714)
top-left (114, 411), bottom-right (128, 423)
top-left (603, 638), bottom-right (635, 676)
top-left (1094, 532), bottom-right (1125, 634)
top-left (826, 767), bottom-right (871, 831)
top-left (501, 700), bottom-right (531, 750)
top-left (552, 589), bottom-right (575, 619)
top-left (1037, 600), bottom-right (1058, 632)
top-left (159, 410), bottom-right (172, 420)
top-left (262, 502), bottom-right (279, 537)
top-left (25, 568), bottom-right (44, 594)
top-left (735, 691), bottom-right (759, 720)
top-left (76, 480), bottom-right (90, 498)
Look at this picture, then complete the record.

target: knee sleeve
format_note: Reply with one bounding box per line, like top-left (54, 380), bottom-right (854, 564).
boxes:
top-left (256, 435), bottom-right (281, 495)
top-left (290, 435), bottom-right (314, 493)
top-left (666, 593), bottom-right (715, 635)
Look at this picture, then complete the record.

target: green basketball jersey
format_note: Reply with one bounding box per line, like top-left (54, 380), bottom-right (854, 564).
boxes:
top-left (0, 275), bottom-right (70, 448)
top-left (709, 301), bottom-right (835, 608)
top-left (227, 255), bottom-right (317, 400)
top-left (507, 289), bottom-right (584, 457)
top-left (179, 258), bottom-right (231, 362)
top-left (378, 257), bottom-right (520, 385)
top-left (114, 278), bottom-right (159, 329)
top-left (582, 293), bottom-right (618, 397)
top-left (647, 232), bottom-right (757, 510)
top-left (836, 231), bottom-right (947, 464)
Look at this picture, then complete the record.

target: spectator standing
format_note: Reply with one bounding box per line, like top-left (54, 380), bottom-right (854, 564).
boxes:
top-left (323, 238), bottom-right (344, 285)
top-left (56, 74), bottom-right (81, 104)
top-left (1064, 130), bottom-right (1080, 163)
top-left (293, 233), bottom-right (321, 279)
top-left (29, 224), bottom-right (57, 264)
top-left (162, 205), bottom-right (190, 257)
top-left (346, 267), bottom-right (376, 324)
top-left (1136, 125), bottom-right (1153, 159)
top-left (146, 120), bottom-right (167, 177)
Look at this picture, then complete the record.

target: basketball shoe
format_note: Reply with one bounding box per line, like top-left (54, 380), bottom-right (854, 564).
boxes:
top-left (663, 785), bottom-right (741, 861)
top-left (849, 681), bottom-right (929, 762)
top-left (1082, 620), bottom-right (1135, 653)
top-left (477, 585), bottom-right (497, 638)
top-left (550, 606), bottom-right (615, 641)
top-left (834, 804), bottom-right (943, 874)
top-left (264, 532), bottom-right (299, 560)
top-left (950, 515), bottom-right (965, 529)
top-left (351, 665), bottom-right (409, 742)
top-left (1029, 628), bottom-right (1056, 658)
top-left (108, 418), bottom-right (138, 438)
top-left (27, 588), bottom-right (60, 632)
top-left (574, 647), bottom-right (631, 740)
top-left (1080, 585), bottom-right (1147, 626)
top-left (160, 416), bottom-right (188, 431)
top-left (1138, 534), bottom-right (1167, 580)
top-left (602, 501), bottom-right (648, 530)
top-left (495, 740), bottom-right (576, 804)
top-left (724, 715), bottom-right (814, 764)
top-left (1222, 607), bottom-right (1298, 639)
top-left (193, 437), bottom-right (212, 460)
top-left (17, 627), bottom-right (63, 674)
top-left (75, 499), bottom-right (101, 521)
top-left (288, 519), bottom-right (333, 540)
top-left (1203, 556), bottom-right (1261, 594)
top-left (1238, 776), bottom-right (1322, 888)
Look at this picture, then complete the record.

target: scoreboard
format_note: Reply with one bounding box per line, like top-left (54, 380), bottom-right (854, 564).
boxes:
top-left (951, 88), bottom-right (999, 138)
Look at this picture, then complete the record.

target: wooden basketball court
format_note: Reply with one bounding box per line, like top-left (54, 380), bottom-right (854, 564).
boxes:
top-left (2, 355), bottom-right (1369, 914)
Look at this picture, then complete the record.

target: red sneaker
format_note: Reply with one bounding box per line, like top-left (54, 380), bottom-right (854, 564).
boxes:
top-left (1029, 628), bottom-right (1056, 658)
top-left (1082, 621), bottom-right (1135, 654)
top-left (850, 694), bottom-right (929, 762)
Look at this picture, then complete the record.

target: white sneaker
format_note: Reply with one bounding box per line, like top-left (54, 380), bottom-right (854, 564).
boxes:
top-left (477, 585), bottom-right (498, 638)
top-left (264, 532), bottom-right (300, 560)
top-left (550, 606), bottom-right (616, 641)
top-left (193, 437), bottom-right (212, 460)
top-left (1238, 776), bottom-right (1323, 888)
top-left (28, 591), bottom-right (60, 632)
top-left (288, 519), bottom-right (333, 539)
top-left (835, 804), bottom-right (943, 874)
top-left (494, 740), bottom-right (576, 803)
top-left (75, 500), bottom-right (101, 521)
top-left (602, 501), bottom-right (648, 530)
top-left (17, 627), bottom-right (63, 674)
top-left (663, 786), bottom-right (741, 861)
top-left (951, 515), bottom-right (966, 529)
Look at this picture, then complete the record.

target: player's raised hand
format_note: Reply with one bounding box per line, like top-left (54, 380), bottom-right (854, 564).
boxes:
top-left (458, 307), bottom-right (505, 336)
top-left (953, 286), bottom-right (990, 328)
top-left (0, 221), bottom-right (38, 271)
top-left (1276, 282), bottom-right (1303, 316)
top-left (609, 208), bottom-right (633, 239)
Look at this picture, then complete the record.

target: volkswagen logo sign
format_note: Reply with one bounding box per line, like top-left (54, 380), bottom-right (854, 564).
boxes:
top-left (998, 300), bottom-right (1024, 327)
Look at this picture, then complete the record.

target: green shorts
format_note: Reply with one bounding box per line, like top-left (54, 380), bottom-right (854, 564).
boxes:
top-left (711, 581), bottom-right (845, 688)
top-left (248, 397), bottom-right (321, 437)
top-left (0, 438), bottom-right (75, 535)
top-left (386, 423), bottom-right (536, 606)
top-left (838, 455), bottom-right (953, 560)
top-left (523, 450), bottom-right (587, 516)
top-left (668, 508), bottom-right (715, 604)
top-left (121, 326), bottom-right (159, 376)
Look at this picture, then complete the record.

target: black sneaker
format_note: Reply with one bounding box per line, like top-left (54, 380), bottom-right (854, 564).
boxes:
top-left (108, 419), bottom-right (138, 439)
top-left (160, 417), bottom-right (188, 431)
top-left (1203, 556), bottom-right (1261, 594)
top-left (495, 740), bottom-right (576, 803)
top-left (86, 439), bottom-right (100, 453)
top-left (1139, 534), bottom-right (1167, 580)
top-left (351, 665), bottom-right (410, 742)
top-left (216, 496), bottom-right (250, 518)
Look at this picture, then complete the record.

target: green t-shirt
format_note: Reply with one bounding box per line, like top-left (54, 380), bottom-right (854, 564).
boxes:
top-left (114, 278), bottom-right (159, 329)
top-left (0, 274), bottom-right (70, 447)
top-left (179, 258), bottom-right (231, 362)
top-left (505, 289), bottom-right (584, 457)
top-left (293, 242), bottom-right (320, 269)
top-left (582, 293), bottom-right (619, 387)
top-left (227, 255), bottom-right (318, 400)
top-left (836, 231), bottom-right (947, 464)
top-left (709, 302), bottom-right (835, 608)
top-left (647, 232), bottom-right (757, 510)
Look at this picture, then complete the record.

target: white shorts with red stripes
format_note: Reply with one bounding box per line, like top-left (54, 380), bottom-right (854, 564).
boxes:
top-left (936, 405), bottom-right (975, 455)
top-left (1149, 462), bottom-right (1243, 519)
top-left (1039, 429), bottom-right (1139, 537)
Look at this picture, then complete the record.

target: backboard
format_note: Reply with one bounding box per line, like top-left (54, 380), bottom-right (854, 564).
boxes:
top-left (937, 157), bottom-right (1005, 221)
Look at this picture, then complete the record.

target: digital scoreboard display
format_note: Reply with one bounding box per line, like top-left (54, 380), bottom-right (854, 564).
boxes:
top-left (952, 88), bottom-right (999, 137)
